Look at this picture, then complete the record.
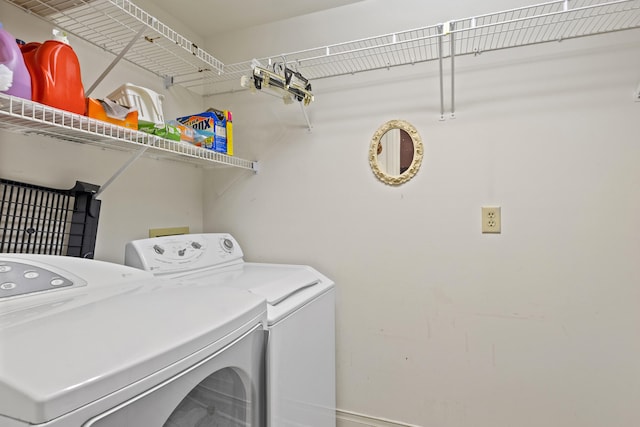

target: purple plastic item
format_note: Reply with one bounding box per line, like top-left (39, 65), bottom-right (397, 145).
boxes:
top-left (0, 23), bottom-right (31, 99)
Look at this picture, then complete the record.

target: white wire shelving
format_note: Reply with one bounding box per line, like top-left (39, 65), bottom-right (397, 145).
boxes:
top-left (2, 0), bottom-right (260, 195)
top-left (2, 0), bottom-right (639, 121)
top-left (449, 0), bottom-right (640, 55)
top-left (5, 0), bottom-right (224, 94)
top-left (0, 94), bottom-right (256, 171)
top-left (192, 0), bottom-right (640, 97)
top-left (4, 0), bottom-right (638, 98)
top-left (1, 0), bottom-right (636, 188)
top-left (201, 0), bottom-right (640, 122)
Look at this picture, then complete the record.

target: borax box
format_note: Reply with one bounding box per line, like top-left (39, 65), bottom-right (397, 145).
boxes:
top-left (176, 109), bottom-right (227, 153)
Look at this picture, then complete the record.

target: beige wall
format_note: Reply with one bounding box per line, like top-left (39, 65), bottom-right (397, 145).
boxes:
top-left (201, 2), bottom-right (640, 426)
top-left (2, 0), bottom-right (639, 425)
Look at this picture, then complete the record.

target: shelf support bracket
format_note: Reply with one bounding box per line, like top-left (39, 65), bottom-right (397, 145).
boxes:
top-left (95, 146), bottom-right (149, 199)
top-left (86, 24), bottom-right (147, 97)
top-left (437, 25), bottom-right (445, 121)
top-left (450, 22), bottom-right (456, 119)
top-left (300, 103), bottom-right (312, 131)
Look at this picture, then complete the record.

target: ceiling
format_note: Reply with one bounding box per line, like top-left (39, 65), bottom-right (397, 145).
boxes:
top-left (148, 0), bottom-right (367, 38)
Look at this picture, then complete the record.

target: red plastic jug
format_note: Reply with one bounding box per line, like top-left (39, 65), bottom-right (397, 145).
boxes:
top-left (20, 40), bottom-right (85, 114)
top-left (0, 23), bottom-right (31, 99)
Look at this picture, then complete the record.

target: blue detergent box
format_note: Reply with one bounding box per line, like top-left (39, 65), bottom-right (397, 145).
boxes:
top-left (175, 111), bottom-right (227, 153)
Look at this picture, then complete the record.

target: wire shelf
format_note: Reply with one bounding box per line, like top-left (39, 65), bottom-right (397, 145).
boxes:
top-left (0, 94), bottom-right (256, 171)
top-left (5, 0), bottom-right (224, 88)
top-left (3, 0), bottom-right (638, 97)
top-left (191, 24), bottom-right (444, 95)
top-left (194, 0), bottom-right (639, 96)
top-left (450, 0), bottom-right (640, 55)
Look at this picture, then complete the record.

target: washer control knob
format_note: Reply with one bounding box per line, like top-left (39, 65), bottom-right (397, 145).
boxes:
top-left (221, 238), bottom-right (234, 253)
top-left (191, 241), bottom-right (202, 249)
top-left (0, 265), bottom-right (12, 273)
top-left (1, 282), bottom-right (17, 290)
top-left (153, 245), bottom-right (165, 255)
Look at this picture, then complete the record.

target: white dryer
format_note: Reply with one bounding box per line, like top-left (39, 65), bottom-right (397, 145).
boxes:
top-left (125, 233), bottom-right (336, 427)
top-left (0, 254), bottom-right (267, 427)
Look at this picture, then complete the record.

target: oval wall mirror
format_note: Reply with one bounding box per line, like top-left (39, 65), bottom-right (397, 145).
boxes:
top-left (369, 120), bottom-right (423, 185)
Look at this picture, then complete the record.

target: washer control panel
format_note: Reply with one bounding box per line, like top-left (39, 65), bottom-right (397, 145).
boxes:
top-left (125, 233), bottom-right (244, 274)
top-left (0, 260), bottom-right (74, 299)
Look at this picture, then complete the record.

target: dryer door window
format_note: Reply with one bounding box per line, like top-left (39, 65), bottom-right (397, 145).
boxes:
top-left (83, 326), bottom-right (265, 427)
top-left (164, 367), bottom-right (247, 426)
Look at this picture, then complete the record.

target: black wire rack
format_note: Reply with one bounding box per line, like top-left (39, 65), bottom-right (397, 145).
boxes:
top-left (0, 178), bottom-right (101, 258)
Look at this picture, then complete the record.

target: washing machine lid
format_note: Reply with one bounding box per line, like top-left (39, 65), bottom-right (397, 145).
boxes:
top-left (178, 262), bottom-right (334, 325)
top-left (0, 256), bottom-right (266, 425)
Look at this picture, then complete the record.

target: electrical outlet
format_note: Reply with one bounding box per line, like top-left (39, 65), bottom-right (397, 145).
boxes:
top-left (482, 206), bottom-right (501, 234)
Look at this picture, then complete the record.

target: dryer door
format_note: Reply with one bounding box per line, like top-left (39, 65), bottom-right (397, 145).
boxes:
top-left (83, 325), bottom-right (265, 427)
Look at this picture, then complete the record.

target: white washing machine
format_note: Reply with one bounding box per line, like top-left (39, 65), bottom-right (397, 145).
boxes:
top-left (125, 233), bottom-right (336, 427)
top-left (0, 254), bottom-right (267, 427)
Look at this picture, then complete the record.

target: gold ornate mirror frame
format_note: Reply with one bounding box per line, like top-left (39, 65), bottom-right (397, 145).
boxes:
top-left (369, 119), bottom-right (424, 185)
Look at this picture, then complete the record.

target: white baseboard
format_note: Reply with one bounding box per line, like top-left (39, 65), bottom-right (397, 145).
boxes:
top-left (336, 409), bottom-right (423, 427)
